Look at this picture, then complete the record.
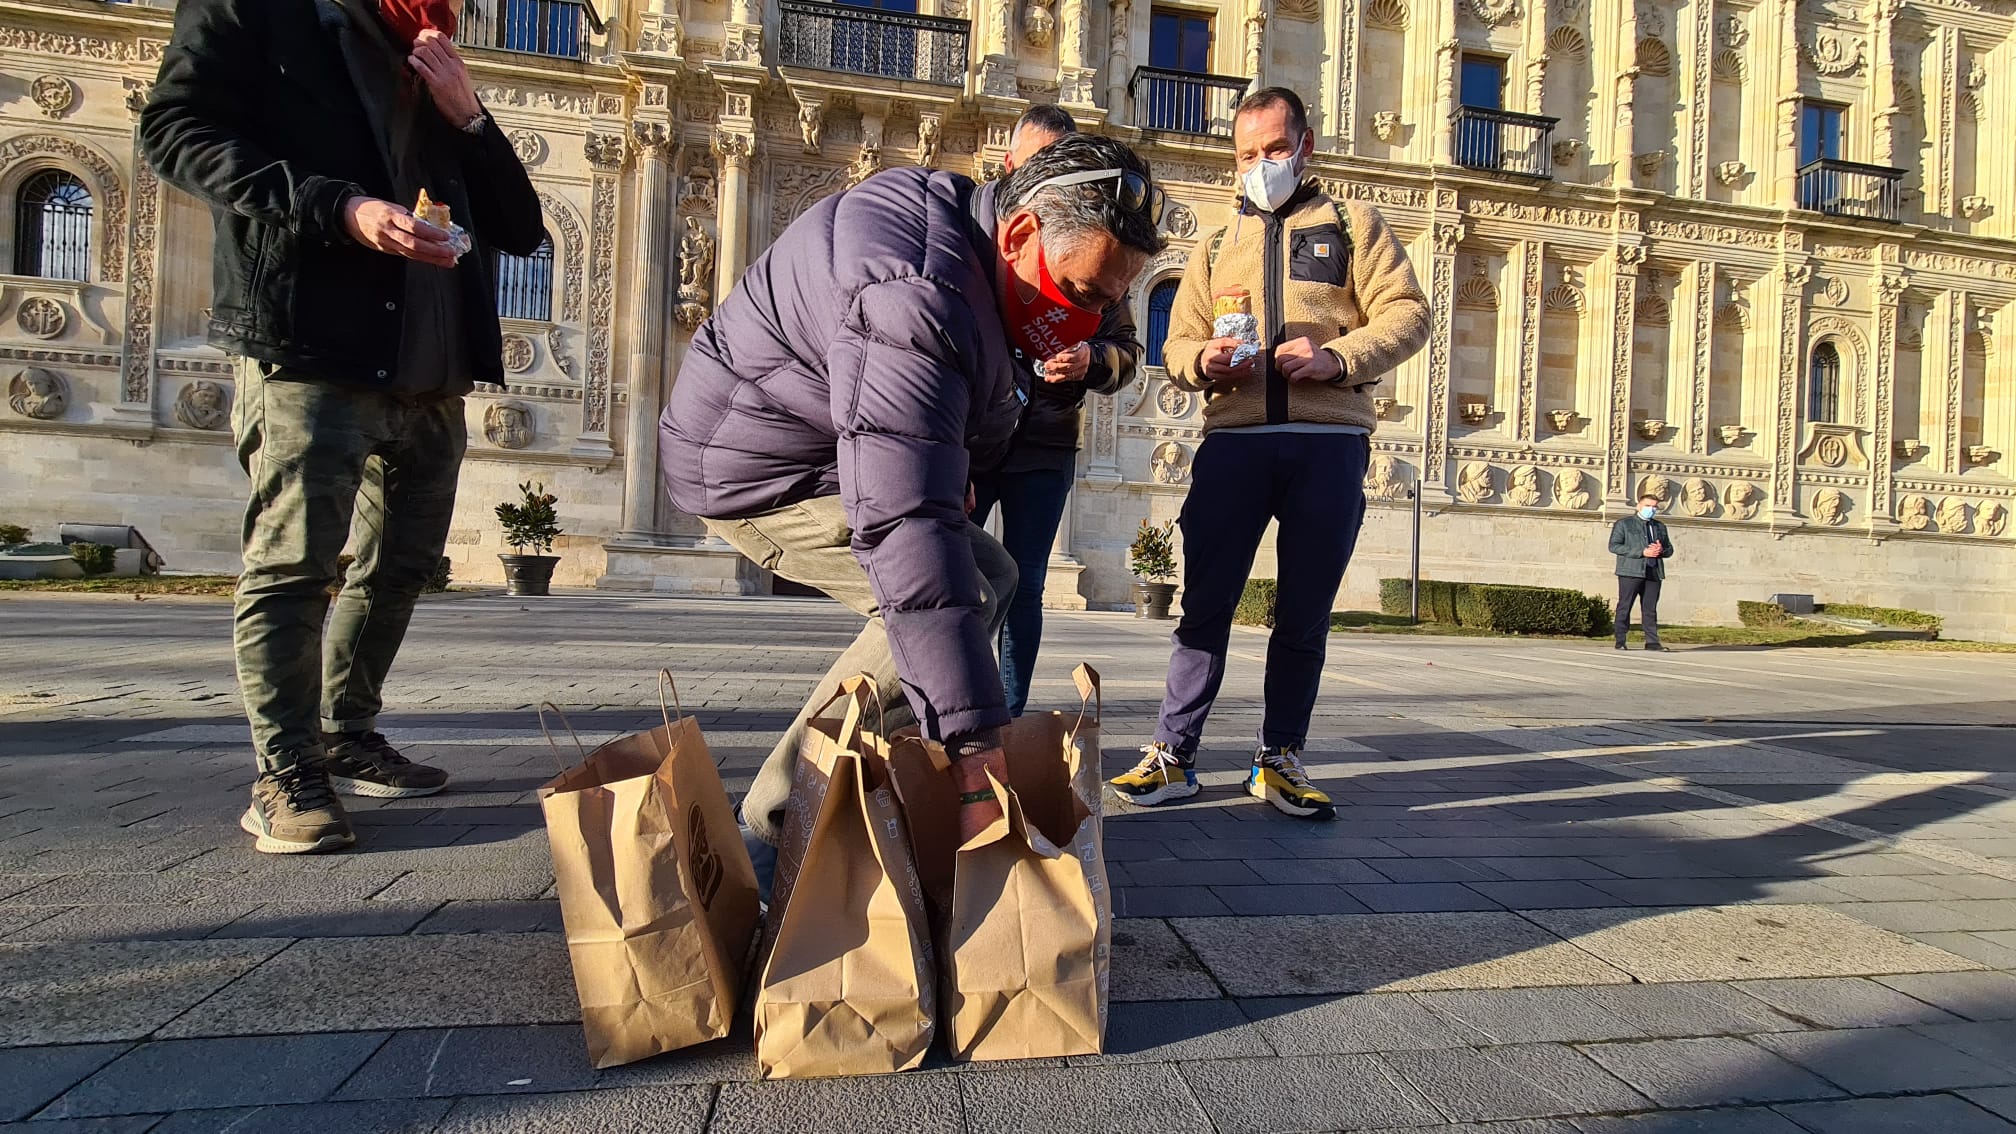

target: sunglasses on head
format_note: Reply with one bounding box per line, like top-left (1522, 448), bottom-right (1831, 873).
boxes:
top-left (1025, 167), bottom-right (1166, 226)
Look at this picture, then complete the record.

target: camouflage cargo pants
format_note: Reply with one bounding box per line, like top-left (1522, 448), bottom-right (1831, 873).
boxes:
top-left (231, 358), bottom-right (467, 771)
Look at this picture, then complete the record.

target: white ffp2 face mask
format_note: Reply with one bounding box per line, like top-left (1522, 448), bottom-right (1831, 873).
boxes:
top-left (1241, 152), bottom-right (1304, 213)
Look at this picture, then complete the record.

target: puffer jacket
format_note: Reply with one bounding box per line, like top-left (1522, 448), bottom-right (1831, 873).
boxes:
top-left (659, 167), bottom-right (1026, 741)
top-left (1163, 182), bottom-right (1428, 433)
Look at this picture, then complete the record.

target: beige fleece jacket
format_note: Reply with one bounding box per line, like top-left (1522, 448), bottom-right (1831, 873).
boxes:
top-left (1164, 187), bottom-right (1430, 433)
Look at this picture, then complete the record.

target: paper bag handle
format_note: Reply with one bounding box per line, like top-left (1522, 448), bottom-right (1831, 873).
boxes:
top-left (805, 674), bottom-right (888, 773)
top-left (535, 702), bottom-right (589, 773)
top-left (655, 669), bottom-right (688, 733)
top-left (1069, 663), bottom-right (1103, 735)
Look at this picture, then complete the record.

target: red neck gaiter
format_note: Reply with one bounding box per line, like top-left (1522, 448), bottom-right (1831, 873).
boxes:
top-left (378, 0), bottom-right (459, 47)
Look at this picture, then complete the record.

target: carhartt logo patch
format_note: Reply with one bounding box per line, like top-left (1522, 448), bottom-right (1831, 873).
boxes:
top-left (1314, 242), bottom-right (1332, 257)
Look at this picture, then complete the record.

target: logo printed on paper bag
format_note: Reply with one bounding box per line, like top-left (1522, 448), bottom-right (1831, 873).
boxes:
top-left (688, 802), bottom-right (724, 910)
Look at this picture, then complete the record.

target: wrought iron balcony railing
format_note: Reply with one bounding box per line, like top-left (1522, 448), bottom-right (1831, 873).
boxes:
top-left (459, 0), bottom-right (593, 59)
top-left (1129, 66), bottom-right (1251, 138)
top-left (778, 0), bottom-right (970, 86)
top-left (1450, 106), bottom-right (1558, 179)
top-left (1796, 159), bottom-right (1906, 223)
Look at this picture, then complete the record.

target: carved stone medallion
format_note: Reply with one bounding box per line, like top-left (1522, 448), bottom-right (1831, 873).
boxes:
top-left (1725, 480), bottom-right (1764, 521)
top-left (1899, 494), bottom-right (1932, 531)
top-left (1811, 488), bottom-right (1850, 526)
top-left (30, 75), bottom-right (75, 119)
top-left (508, 130), bottom-right (545, 165)
top-left (7, 368), bottom-right (68, 420)
top-left (1936, 496), bottom-right (1970, 535)
top-left (484, 400), bottom-right (535, 449)
top-left (16, 297), bottom-right (67, 340)
top-left (500, 333), bottom-right (536, 374)
top-left (173, 380), bottom-right (230, 431)
top-left (1156, 382), bottom-right (1191, 417)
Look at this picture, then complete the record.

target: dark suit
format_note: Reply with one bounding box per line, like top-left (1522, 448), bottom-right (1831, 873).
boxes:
top-left (1608, 515), bottom-right (1674, 647)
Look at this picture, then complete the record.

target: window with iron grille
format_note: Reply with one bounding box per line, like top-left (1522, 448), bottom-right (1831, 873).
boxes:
top-left (496, 238), bottom-right (554, 321)
top-left (1808, 341), bottom-right (1842, 423)
top-left (13, 169), bottom-right (93, 281)
top-left (1145, 278), bottom-right (1179, 368)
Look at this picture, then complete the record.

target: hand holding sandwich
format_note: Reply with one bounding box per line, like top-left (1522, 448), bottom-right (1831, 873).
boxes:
top-left (342, 197), bottom-right (460, 268)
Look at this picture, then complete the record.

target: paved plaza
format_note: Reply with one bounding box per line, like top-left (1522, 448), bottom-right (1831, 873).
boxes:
top-left (5, 592), bottom-right (2016, 1132)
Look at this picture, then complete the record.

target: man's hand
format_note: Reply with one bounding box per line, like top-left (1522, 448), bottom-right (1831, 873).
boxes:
top-left (1199, 336), bottom-right (1256, 383)
top-left (965, 482), bottom-right (977, 516)
top-left (409, 29), bottom-right (482, 126)
top-left (1645, 541), bottom-right (1664, 558)
top-left (343, 197), bottom-right (459, 268)
top-left (1275, 336), bottom-right (1342, 383)
top-left (950, 747), bottom-right (1008, 844)
top-left (1041, 343), bottom-right (1092, 385)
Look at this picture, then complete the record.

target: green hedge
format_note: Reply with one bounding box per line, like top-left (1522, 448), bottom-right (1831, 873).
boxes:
top-left (423, 556), bottom-right (453, 594)
top-left (69, 542), bottom-right (115, 576)
top-left (0, 524), bottom-right (28, 546)
top-left (1817, 602), bottom-right (1942, 635)
top-left (1737, 600), bottom-right (1791, 628)
top-left (1235, 579), bottom-right (1278, 628)
top-left (1380, 578), bottom-right (1608, 636)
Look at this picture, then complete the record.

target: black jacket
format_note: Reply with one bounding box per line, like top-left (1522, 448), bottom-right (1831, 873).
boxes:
top-left (139, 0), bottom-right (546, 388)
top-left (973, 181), bottom-right (1142, 468)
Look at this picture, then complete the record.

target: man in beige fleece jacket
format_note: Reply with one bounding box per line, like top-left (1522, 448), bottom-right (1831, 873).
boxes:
top-left (1110, 87), bottom-right (1429, 820)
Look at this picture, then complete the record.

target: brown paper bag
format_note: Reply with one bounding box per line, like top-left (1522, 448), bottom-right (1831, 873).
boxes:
top-left (754, 676), bottom-right (937, 1079)
top-left (890, 665), bottom-right (1111, 1062)
top-left (536, 672), bottom-right (759, 1069)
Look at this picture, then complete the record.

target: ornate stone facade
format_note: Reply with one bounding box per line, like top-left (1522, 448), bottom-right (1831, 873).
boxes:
top-left (2, 0), bottom-right (2012, 635)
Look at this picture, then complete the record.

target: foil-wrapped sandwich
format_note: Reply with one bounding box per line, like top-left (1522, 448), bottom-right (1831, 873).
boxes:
top-left (414, 189), bottom-right (474, 259)
top-left (1211, 288), bottom-right (1260, 368)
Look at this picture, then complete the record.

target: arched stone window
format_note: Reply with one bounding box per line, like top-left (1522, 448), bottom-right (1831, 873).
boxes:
top-left (1808, 340), bottom-right (1842, 423)
top-left (13, 169), bottom-right (92, 281)
top-left (496, 237), bottom-right (554, 321)
top-left (1144, 277), bottom-right (1180, 368)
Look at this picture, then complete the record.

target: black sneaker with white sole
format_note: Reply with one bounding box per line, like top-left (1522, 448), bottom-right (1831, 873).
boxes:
top-left (320, 731), bottom-right (450, 798)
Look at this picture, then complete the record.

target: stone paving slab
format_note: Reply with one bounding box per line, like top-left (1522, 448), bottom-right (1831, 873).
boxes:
top-left (1525, 905), bottom-right (1985, 982)
top-left (430, 1085), bottom-right (713, 1133)
top-left (1381, 1043), bottom-right (1651, 1122)
top-left (1179, 1052), bottom-right (1443, 1133)
top-left (1576, 1037), bottom-right (1845, 1108)
top-left (1773, 1094), bottom-right (2016, 1134)
top-left (1750, 1024), bottom-right (2014, 1093)
top-left (147, 1099), bottom-right (454, 1133)
top-left (956, 1064), bottom-right (1214, 1134)
top-left (1172, 913), bottom-right (1634, 996)
top-left (708, 1076), bottom-right (963, 1134)
top-left (0, 940), bottom-right (288, 1047)
top-left (0, 1044), bottom-right (128, 1121)
top-left (156, 936), bottom-right (578, 1038)
top-left (41, 1033), bottom-right (390, 1118)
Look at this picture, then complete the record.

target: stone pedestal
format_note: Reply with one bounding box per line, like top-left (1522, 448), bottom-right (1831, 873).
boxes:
top-left (597, 540), bottom-right (769, 595)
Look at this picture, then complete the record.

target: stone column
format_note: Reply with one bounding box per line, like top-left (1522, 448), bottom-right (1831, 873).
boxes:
top-left (1682, 260), bottom-right (1715, 454)
top-left (1932, 27), bottom-right (1959, 218)
top-left (1602, 243), bottom-right (1646, 509)
top-left (1771, 0), bottom-right (1801, 209)
top-left (1871, 0), bottom-right (1901, 167)
top-left (1422, 214), bottom-right (1463, 496)
top-left (1684, 0), bottom-right (1714, 196)
top-left (712, 129), bottom-right (755, 303)
top-left (1870, 260), bottom-right (1908, 525)
top-left (114, 80), bottom-right (162, 432)
top-left (1769, 259), bottom-right (1811, 516)
top-left (1513, 240), bottom-right (1542, 444)
top-left (1433, 39), bottom-right (1459, 166)
top-left (1058, 0), bottom-right (1097, 107)
top-left (575, 130), bottom-right (628, 458)
top-left (1244, 0), bottom-right (1268, 82)
top-left (1332, 0), bottom-right (1361, 149)
top-left (1106, 0), bottom-right (1133, 124)
top-left (1937, 289), bottom-right (1966, 474)
top-left (618, 124), bottom-right (676, 543)
top-left (1043, 482), bottom-right (1089, 610)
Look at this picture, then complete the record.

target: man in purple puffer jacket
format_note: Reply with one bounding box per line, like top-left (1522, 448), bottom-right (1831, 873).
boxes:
top-left (661, 134), bottom-right (1162, 857)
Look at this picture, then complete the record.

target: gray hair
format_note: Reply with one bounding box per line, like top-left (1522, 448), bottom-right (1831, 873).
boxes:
top-left (996, 133), bottom-right (1163, 258)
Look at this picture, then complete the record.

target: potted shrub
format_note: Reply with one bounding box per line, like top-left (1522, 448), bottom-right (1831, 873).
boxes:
top-left (1129, 519), bottom-right (1179, 620)
top-left (495, 480), bottom-right (563, 596)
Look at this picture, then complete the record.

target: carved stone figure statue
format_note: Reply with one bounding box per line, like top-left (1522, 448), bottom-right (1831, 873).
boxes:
top-left (1899, 494), bottom-right (1932, 531)
top-left (1151, 441), bottom-right (1191, 485)
top-left (1365, 454), bottom-right (1407, 499)
top-left (1636, 475), bottom-right (1673, 506)
top-left (7, 367), bottom-right (67, 420)
top-left (1507, 465), bottom-right (1542, 507)
top-left (918, 116), bottom-right (942, 167)
top-left (677, 216), bottom-right (714, 298)
top-left (174, 380), bottom-right (230, 431)
top-left (798, 104), bottom-right (822, 152)
top-left (484, 400), bottom-right (535, 449)
top-left (1725, 480), bottom-right (1764, 521)
top-left (1812, 488), bottom-right (1849, 526)
top-left (1681, 477), bottom-right (1717, 517)
top-left (1937, 496), bottom-right (1971, 534)
top-left (1556, 468), bottom-right (1595, 510)
top-left (1984, 502), bottom-right (2009, 538)
top-left (1457, 461), bottom-right (1494, 504)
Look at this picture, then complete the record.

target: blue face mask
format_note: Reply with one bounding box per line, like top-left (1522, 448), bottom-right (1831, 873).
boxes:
top-left (1638, 506), bottom-right (1658, 521)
